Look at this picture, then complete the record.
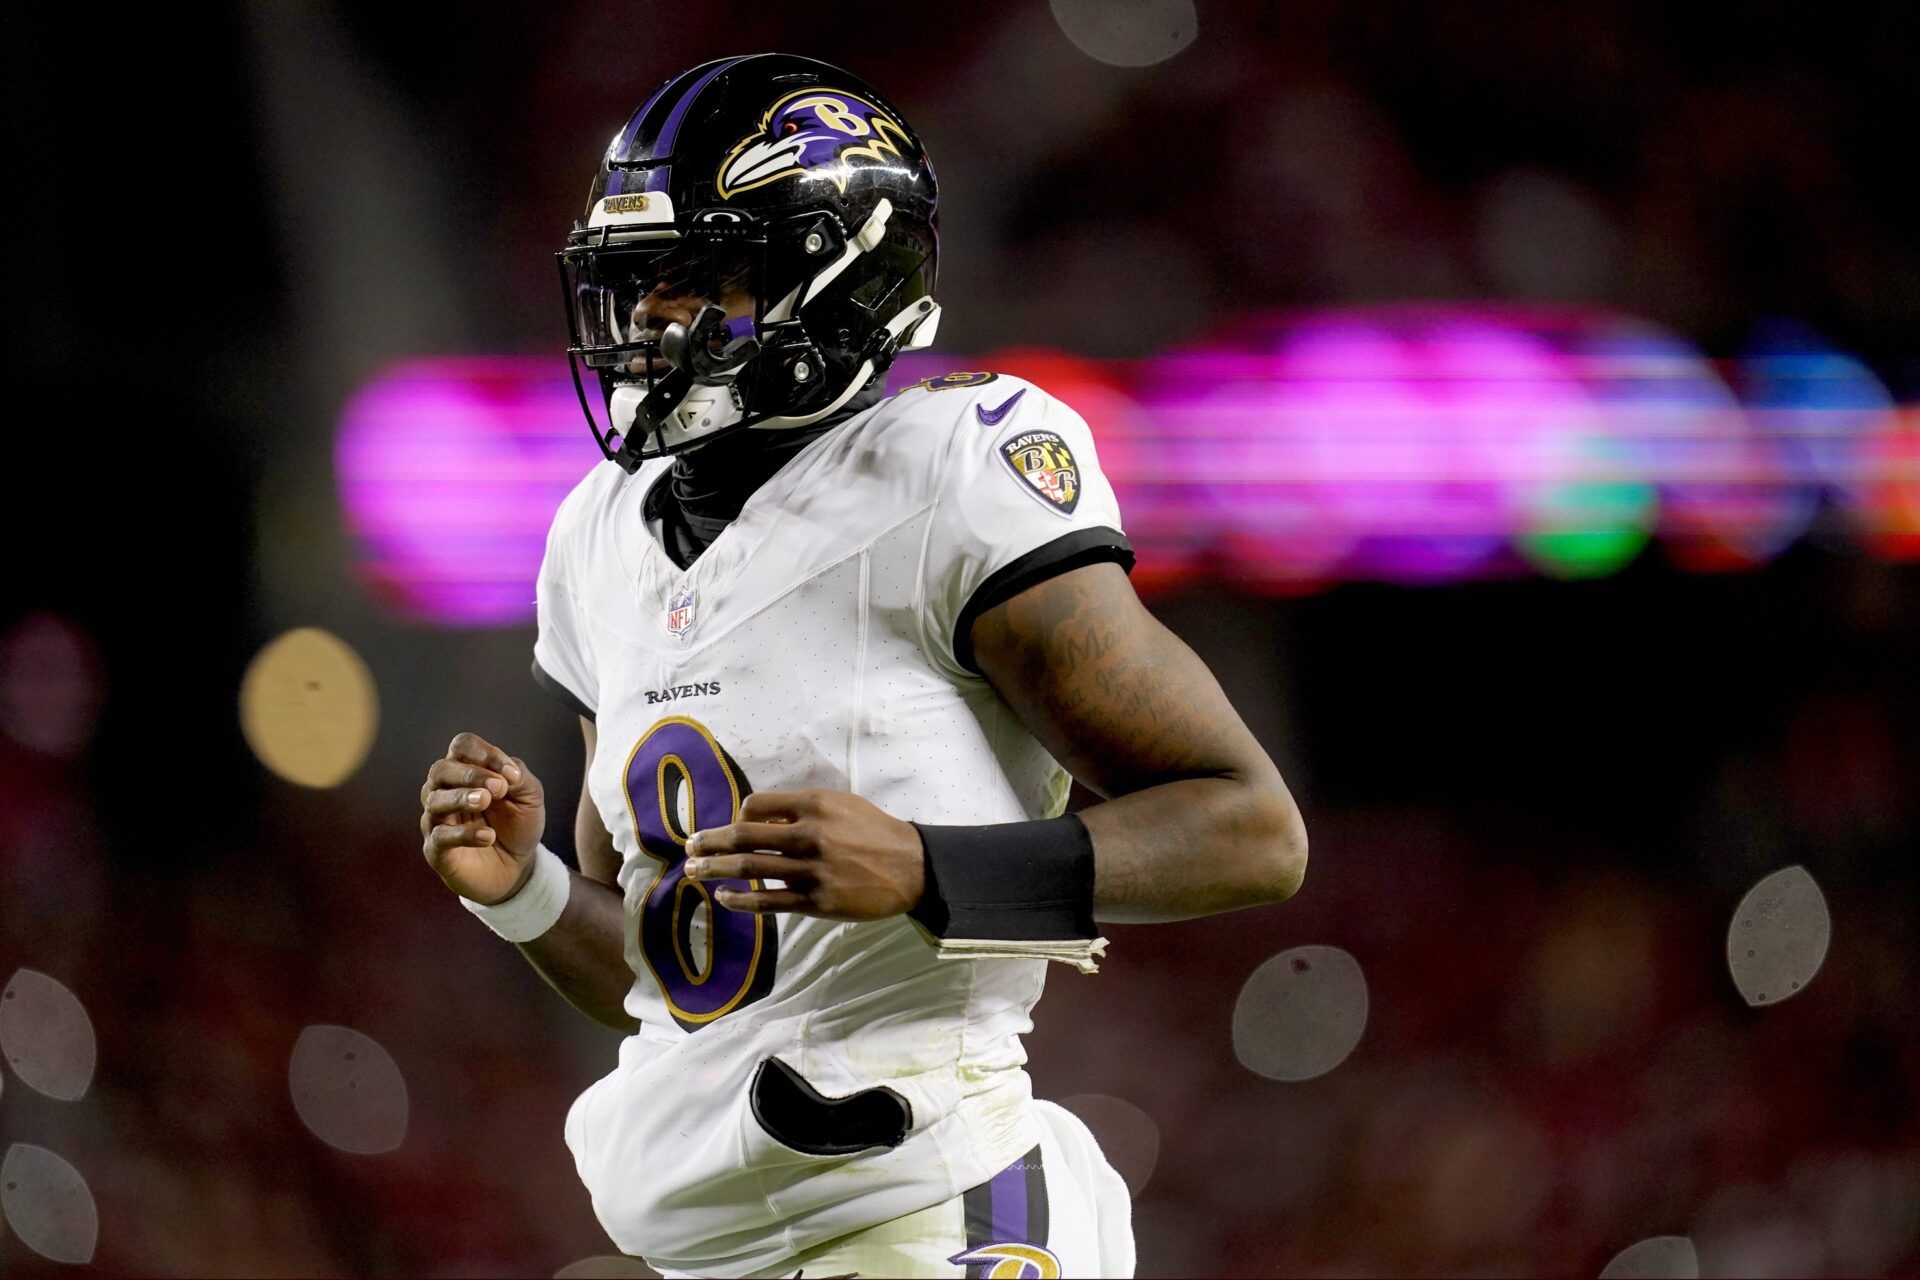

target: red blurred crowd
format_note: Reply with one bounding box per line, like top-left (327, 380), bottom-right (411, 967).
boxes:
top-left (3, 598), bottom-right (1915, 1276)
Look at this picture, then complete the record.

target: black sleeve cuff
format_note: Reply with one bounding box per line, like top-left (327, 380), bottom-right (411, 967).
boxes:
top-left (531, 659), bottom-right (596, 723)
top-left (907, 814), bottom-right (1098, 942)
top-left (953, 526), bottom-right (1135, 674)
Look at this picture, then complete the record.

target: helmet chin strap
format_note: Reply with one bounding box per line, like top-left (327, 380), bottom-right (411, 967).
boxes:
top-left (750, 296), bottom-right (941, 432)
top-left (611, 296), bottom-right (941, 450)
top-left (608, 304), bottom-right (760, 453)
top-left (609, 377), bottom-right (743, 454)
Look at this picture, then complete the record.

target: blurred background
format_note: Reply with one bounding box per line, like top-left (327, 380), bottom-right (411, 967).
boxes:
top-left (4, 0), bottom-right (1919, 1275)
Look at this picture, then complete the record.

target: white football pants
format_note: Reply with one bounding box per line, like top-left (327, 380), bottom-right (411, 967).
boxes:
top-left (659, 1100), bottom-right (1136, 1279)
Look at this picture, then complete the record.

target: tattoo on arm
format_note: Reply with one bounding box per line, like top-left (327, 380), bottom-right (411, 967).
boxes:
top-left (971, 562), bottom-right (1303, 922)
top-left (972, 563), bottom-right (1265, 794)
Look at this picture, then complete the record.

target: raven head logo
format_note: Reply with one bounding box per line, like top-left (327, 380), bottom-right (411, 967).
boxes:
top-left (716, 89), bottom-right (911, 199)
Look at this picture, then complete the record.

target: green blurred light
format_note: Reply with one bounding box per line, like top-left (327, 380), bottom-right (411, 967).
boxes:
top-left (1517, 436), bottom-right (1658, 579)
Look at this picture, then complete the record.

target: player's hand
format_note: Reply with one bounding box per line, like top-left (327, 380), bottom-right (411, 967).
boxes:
top-left (682, 790), bottom-right (924, 921)
top-left (419, 733), bottom-right (547, 905)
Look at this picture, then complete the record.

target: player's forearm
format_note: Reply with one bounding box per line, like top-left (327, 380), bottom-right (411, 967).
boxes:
top-left (514, 873), bottom-right (640, 1033)
top-left (1079, 769), bottom-right (1307, 924)
top-left (968, 562), bottom-right (1309, 925)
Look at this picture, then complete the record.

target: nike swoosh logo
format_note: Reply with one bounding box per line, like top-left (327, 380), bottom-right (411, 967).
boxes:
top-left (975, 388), bottom-right (1026, 427)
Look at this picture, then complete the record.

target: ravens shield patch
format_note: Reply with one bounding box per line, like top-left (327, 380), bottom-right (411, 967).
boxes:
top-left (998, 429), bottom-right (1080, 515)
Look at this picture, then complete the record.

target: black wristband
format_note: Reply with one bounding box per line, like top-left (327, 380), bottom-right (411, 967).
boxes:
top-left (907, 815), bottom-right (1098, 942)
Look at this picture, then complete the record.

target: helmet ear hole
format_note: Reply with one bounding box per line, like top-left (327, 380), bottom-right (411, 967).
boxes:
top-left (746, 326), bottom-right (832, 415)
top-left (798, 217), bottom-right (843, 259)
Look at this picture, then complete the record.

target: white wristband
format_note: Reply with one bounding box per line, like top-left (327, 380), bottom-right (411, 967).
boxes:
top-left (461, 843), bottom-right (571, 942)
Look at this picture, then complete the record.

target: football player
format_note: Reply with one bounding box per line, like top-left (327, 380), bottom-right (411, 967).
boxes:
top-left (417, 54), bottom-right (1307, 1279)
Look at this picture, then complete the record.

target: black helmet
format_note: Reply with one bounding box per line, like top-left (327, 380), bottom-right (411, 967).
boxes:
top-left (559, 53), bottom-right (941, 469)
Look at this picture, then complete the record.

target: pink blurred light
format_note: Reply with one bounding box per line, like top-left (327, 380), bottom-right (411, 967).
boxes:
top-left (0, 613), bottom-right (106, 760)
top-left (1851, 406), bottom-right (1920, 562)
top-left (1393, 315), bottom-right (1601, 581)
top-left (1137, 328), bottom-right (1374, 589)
top-left (336, 358), bottom-right (597, 626)
top-left (1140, 309), bottom-right (1616, 586)
top-left (335, 315), bottom-right (1913, 627)
top-left (1571, 322), bottom-right (1797, 572)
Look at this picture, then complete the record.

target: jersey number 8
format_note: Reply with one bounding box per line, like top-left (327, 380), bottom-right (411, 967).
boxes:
top-left (621, 716), bottom-right (780, 1031)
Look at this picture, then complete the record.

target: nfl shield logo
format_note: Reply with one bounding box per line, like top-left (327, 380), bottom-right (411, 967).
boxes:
top-left (666, 588), bottom-right (696, 638)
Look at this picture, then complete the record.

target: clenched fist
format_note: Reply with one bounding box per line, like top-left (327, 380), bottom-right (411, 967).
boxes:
top-left (419, 732), bottom-right (547, 905)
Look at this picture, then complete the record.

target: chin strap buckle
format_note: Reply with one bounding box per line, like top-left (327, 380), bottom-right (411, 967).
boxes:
top-left (661, 304), bottom-right (761, 383)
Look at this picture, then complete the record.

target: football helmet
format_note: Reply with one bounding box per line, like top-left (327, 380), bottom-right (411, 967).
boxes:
top-left (559, 54), bottom-right (941, 468)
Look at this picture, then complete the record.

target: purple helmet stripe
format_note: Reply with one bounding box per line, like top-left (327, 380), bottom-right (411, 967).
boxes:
top-left (604, 56), bottom-right (748, 197)
top-left (604, 73), bottom-right (696, 196)
top-left (643, 55), bottom-right (750, 193)
top-left (612, 74), bottom-right (687, 158)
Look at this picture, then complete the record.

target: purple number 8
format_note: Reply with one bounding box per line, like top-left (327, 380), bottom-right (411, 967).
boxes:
top-left (623, 716), bottom-right (779, 1030)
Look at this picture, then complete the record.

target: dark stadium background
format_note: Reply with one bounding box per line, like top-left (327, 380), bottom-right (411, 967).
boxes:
top-left (3, 2), bottom-right (1918, 1275)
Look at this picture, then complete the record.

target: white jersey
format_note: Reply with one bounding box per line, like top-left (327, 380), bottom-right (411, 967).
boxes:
top-left (532, 372), bottom-right (1130, 1276)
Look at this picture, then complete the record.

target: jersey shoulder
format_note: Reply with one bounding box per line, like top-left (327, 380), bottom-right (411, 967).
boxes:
top-left (546, 457), bottom-right (657, 566)
top-left (876, 369), bottom-right (1067, 434)
top-left (827, 370), bottom-right (1079, 493)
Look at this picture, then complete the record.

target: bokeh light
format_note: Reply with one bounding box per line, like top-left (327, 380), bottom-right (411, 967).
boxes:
top-left (1136, 331), bottom-right (1370, 589)
top-left (1232, 945), bottom-right (1369, 1081)
top-left (1463, 319), bottom-right (1655, 579)
top-left (0, 969), bottom-right (95, 1102)
top-left (0, 1144), bottom-right (99, 1266)
top-left (1737, 325), bottom-right (1894, 500)
top-left (0, 613), bottom-right (106, 759)
top-left (239, 627), bottom-right (379, 789)
top-left (338, 315), bottom-right (1919, 626)
top-left (1572, 320), bottom-right (1781, 571)
top-left (1048, 0), bottom-right (1197, 67)
top-left (288, 1025), bottom-right (409, 1155)
top-left (1599, 1234), bottom-right (1699, 1279)
top-left (1409, 314), bottom-right (1612, 581)
top-left (1690, 1183), bottom-right (1826, 1276)
top-left (1059, 1093), bottom-right (1161, 1197)
top-left (21, 12), bottom-right (1920, 1278)
top-left (336, 358), bottom-right (594, 626)
top-left (1847, 406), bottom-right (1920, 561)
top-left (1515, 424), bottom-right (1657, 580)
top-left (1726, 865), bottom-right (1830, 1007)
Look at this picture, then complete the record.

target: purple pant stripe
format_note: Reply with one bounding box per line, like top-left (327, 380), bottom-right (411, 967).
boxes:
top-left (989, 1149), bottom-right (1031, 1243)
